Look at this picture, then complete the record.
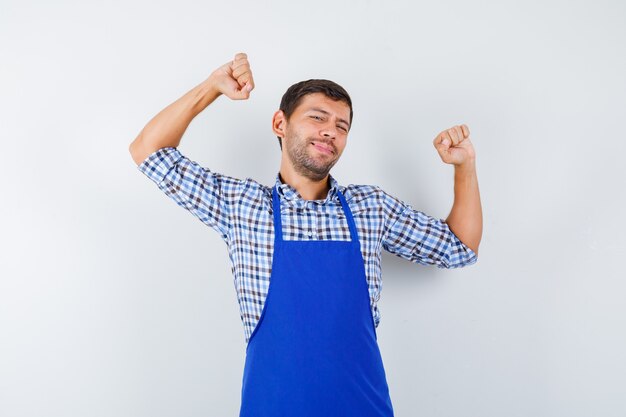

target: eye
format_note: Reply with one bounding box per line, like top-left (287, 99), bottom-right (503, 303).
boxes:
top-left (310, 115), bottom-right (322, 120)
top-left (338, 126), bottom-right (348, 132)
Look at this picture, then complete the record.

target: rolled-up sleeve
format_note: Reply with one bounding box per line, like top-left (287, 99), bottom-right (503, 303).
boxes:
top-left (137, 147), bottom-right (241, 243)
top-left (380, 188), bottom-right (477, 269)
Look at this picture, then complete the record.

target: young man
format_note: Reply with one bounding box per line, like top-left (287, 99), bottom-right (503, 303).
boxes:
top-left (129, 52), bottom-right (482, 417)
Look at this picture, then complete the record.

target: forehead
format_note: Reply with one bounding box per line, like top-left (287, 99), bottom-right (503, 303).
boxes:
top-left (295, 93), bottom-right (350, 121)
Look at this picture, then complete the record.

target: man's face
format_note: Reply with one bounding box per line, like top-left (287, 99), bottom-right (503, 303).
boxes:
top-left (276, 93), bottom-right (351, 182)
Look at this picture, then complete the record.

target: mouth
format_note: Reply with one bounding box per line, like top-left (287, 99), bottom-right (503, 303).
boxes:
top-left (311, 141), bottom-right (334, 155)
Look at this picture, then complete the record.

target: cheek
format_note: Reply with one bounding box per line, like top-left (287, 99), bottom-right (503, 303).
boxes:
top-left (292, 126), bottom-right (312, 141)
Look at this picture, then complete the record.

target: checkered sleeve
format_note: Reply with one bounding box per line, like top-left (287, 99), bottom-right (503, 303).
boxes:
top-left (380, 188), bottom-right (477, 269)
top-left (137, 146), bottom-right (241, 242)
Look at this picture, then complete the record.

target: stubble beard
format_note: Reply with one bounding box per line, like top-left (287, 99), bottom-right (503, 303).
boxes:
top-left (285, 129), bottom-right (339, 182)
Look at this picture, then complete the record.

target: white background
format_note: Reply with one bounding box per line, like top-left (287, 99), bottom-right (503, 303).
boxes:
top-left (1, 0), bottom-right (625, 416)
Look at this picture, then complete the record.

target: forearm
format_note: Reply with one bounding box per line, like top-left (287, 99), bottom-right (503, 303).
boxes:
top-left (129, 76), bottom-right (221, 165)
top-left (445, 159), bottom-right (483, 254)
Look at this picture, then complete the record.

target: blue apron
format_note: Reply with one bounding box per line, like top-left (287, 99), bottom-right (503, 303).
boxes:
top-left (239, 184), bottom-right (395, 417)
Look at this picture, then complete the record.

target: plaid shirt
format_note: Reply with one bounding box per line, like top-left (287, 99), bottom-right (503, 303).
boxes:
top-left (137, 147), bottom-right (478, 343)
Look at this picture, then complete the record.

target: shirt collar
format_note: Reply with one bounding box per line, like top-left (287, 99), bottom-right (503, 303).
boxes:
top-left (274, 172), bottom-right (340, 206)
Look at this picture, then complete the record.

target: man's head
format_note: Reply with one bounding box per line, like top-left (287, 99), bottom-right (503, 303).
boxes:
top-left (272, 79), bottom-right (353, 182)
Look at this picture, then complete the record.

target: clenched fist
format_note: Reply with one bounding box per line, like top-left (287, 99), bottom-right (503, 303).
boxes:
top-left (208, 52), bottom-right (255, 100)
top-left (433, 124), bottom-right (476, 166)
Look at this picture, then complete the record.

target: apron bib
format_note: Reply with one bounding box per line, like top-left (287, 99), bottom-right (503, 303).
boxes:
top-left (239, 185), bottom-right (395, 417)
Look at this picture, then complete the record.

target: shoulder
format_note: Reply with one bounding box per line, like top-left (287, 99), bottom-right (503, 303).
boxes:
top-left (230, 176), bottom-right (274, 207)
top-left (343, 183), bottom-right (412, 218)
top-left (342, 183), bottom-right (386, 209)
top-left (343, 183), bottom-right (399, 204)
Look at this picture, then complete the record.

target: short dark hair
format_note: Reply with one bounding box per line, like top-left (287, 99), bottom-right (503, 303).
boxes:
top-left (276, 79), bottom-right (353, 150)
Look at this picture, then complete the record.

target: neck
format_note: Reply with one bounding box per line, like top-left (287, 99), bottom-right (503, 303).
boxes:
top-left (279, 160), bottom-right (331, 201)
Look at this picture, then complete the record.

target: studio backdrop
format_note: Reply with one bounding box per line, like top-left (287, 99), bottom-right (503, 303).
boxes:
top-left (1, 1), bottom-right (625, 416)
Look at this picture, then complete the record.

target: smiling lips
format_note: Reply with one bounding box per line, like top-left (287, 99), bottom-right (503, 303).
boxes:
top-left (311, 141), bottom-right (334, 155)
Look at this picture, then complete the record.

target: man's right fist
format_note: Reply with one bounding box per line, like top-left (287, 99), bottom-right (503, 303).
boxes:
top-left (209, 52), bottom-right (255, 100)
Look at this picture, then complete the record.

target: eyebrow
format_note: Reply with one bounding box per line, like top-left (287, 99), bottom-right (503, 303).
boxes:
top-left (307, 107), bottom-right (351, 129)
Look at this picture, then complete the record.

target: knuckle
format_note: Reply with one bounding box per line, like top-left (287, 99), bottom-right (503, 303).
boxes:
top-left (232, 61), bottom-right (248, 71)
top-left (239, 66), bottom-right (251, 75)
top-left (234, 68), bottom-right (249, 78)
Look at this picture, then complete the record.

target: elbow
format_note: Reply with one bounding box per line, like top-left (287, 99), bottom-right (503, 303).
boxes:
top-left (129, 135), bottom-right (148, 166)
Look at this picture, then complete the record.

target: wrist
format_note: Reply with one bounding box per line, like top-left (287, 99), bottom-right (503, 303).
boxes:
top-left (454, 159), bottom-right (477, 176)
top-left (190, 77), bottom-right (222, 114)
top-left (455, 157), bottom-right (476, 168)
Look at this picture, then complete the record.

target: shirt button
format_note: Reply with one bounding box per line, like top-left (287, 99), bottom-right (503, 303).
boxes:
top-left (308, 230), bottom-right (313, 237)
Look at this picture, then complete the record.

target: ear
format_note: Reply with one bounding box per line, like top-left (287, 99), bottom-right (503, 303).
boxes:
top-left (272, 110), bottom-right (286, 139)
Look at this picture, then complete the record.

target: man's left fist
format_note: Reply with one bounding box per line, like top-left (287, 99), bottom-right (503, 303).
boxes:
top-left (433, 124), bottom-right (476, 166)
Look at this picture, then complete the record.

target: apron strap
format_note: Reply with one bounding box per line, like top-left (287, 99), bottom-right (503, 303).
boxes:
top-left (272, 184), bottom-right (360, 244)
top-left (272, 186), bottom-right (284, 243)
top-left (336, 188), bottom-right (359, 243)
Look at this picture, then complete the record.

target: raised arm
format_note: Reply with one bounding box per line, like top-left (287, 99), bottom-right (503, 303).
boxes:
top-left (128, 52), bottom-right (255, 165)
top-left (433, 124), bottom-right (483, 255)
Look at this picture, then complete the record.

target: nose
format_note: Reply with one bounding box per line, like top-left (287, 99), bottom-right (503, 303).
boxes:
top-left (320, 123), bottom-right (338, 139)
